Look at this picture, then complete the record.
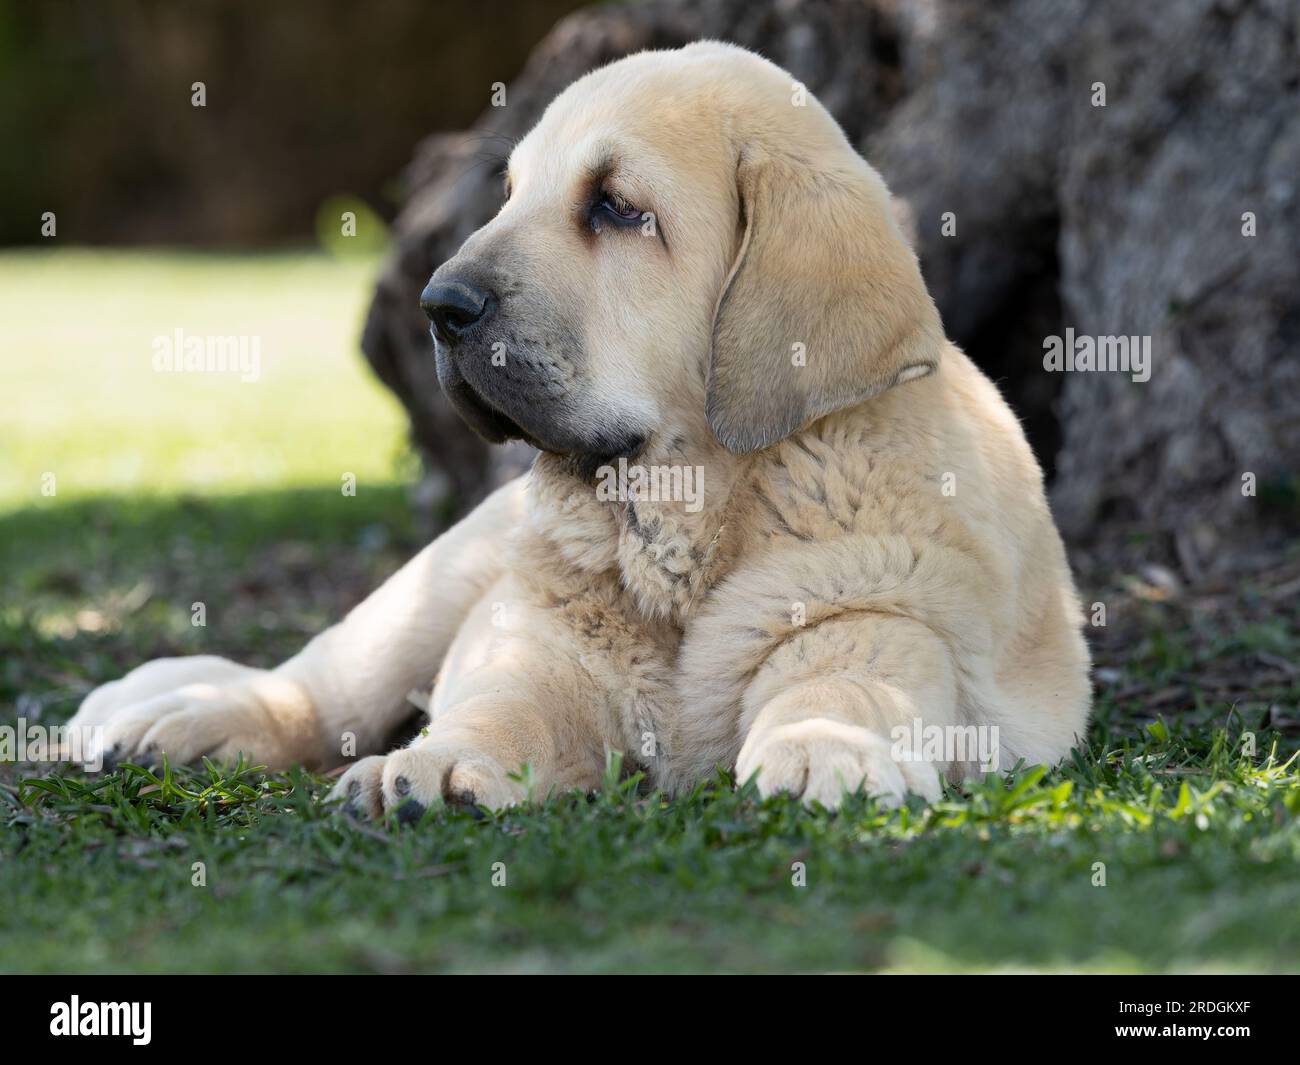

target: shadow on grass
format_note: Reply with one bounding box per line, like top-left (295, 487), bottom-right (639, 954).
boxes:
top-left (1, 484), bottom-right (426, 720)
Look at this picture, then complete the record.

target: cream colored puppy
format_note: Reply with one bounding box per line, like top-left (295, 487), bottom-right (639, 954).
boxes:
top-left (69, 43), bottom-right (1091, 815)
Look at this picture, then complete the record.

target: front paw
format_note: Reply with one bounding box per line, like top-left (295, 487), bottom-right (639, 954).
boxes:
top-left (736, 718), bottom-right (941, 810)
top-left (69, 658), bottom-right (320, 771)
top-left (329, 738), bottom-right (525, 822)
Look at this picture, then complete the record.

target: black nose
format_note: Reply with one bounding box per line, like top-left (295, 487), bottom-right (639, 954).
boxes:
top-left (420, 278), bottom-right (492, 345)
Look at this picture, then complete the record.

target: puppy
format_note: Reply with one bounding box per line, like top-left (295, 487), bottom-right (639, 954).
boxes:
top-left (68, 43), bottom-right (1091, 814)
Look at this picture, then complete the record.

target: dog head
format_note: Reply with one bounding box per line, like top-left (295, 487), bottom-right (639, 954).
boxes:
top-left (421, 42), bottom-right (943, 469)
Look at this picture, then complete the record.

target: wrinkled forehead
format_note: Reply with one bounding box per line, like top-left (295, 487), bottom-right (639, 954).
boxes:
top-left (508, 60), bottom-right (735, 194)
top-left (510, 129), bottom-right (681, 202)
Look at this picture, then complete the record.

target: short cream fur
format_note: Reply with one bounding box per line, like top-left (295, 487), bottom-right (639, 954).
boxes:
top-left (68, 43), bottom-right (1091, 813)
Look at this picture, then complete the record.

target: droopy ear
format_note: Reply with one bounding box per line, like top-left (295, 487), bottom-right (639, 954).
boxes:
top-left (706, 145), bottom-right (945, 454)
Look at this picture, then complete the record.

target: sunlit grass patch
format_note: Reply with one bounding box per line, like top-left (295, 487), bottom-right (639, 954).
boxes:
top-left (0, 248), bottom-right (411, 506)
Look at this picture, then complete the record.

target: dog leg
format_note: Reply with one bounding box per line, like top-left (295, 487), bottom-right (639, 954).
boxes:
top-left (735, 613), bottom-right (959, 809)
top-left (329, 576), bottom-right (668, 818)
top-left (68, 478), bottom-right (525, 771)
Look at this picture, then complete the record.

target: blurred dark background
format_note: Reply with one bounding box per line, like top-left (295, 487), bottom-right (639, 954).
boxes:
top-left (0, 0), bottom-right (585, 245)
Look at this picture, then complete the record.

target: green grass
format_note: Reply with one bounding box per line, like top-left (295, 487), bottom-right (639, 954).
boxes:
top-left (2, 250), bottom-right (1299, 974)
top-left (0, 247), bottom-right (408, 504)
top-left (4, 729), bottom-right (1298, 974)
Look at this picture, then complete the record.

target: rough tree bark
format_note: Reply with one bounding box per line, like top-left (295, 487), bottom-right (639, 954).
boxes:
top-left (361, 0), bottom-right (1299, 575)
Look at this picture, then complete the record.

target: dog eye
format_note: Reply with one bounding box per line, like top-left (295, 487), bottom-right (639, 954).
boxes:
top-left (592, 190), bottom-right (643, 230)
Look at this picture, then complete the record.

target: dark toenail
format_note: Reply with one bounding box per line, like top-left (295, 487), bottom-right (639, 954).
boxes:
top-left (341, 801), bottom-right (360, 818)
top-left (395, 798), bottom-right (425, 824)
top-left (448, 790), bottom-right (485, 819)
top-left (394, 775), bottom-right (411, 797)
top-left (346, 780), bottom-right (361, 798)
top-left (101, 746), bottom-right (122, 772)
